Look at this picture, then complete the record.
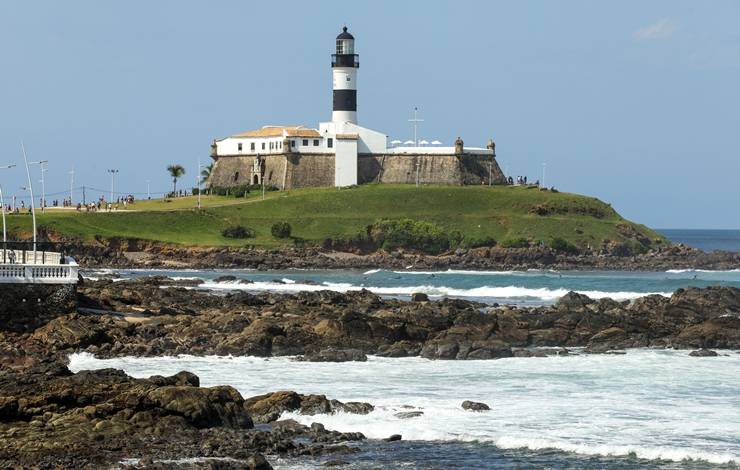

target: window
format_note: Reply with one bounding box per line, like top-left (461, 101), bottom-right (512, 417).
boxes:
top-left (313, 139), bottom-right (319, 146)
top-left (238, 143), bottom-right (242, 152)
top-left (262, 142), bottom-right (266, 150)
top-left (302, 139), bottom-right (308, 146)
top-left (233, 171), bottom-right (239, 182)
top-left (250, 142), bottom-right (255, 151)
top-left (269, 142), bottom-right (273, 150)
top-left (327, 138), bottom-right (333, 148)
top-left (279, 141), bottom-right (282, 149)
top-left (291, 140), bottom-right (296, 148)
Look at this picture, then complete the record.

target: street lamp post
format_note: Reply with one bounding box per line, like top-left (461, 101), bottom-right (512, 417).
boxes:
top-left (542, 162), bottom-right (546, 189)
top-left (0, 165), bottom-right (17, 260)
top-left (107, 169), bottom-right (119, 202)
top-left (197, 159), bottom-right (201, 209)
top-left (146, 180), bottom-right (151, 200)
top-left (29, 160), bottom-right (48, 213)
top-left (21, 143), bottom-right (38, 258)
top-left (69, 169), bottom-right (74, 205)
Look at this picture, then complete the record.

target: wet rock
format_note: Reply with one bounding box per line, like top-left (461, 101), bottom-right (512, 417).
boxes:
top-left (214, 275), bottom-right (238, 283)
top-left (243, 391), bottom-right (373, 424)
top-left (335, 401), bottom-right (374, 415)
top-left (384, 434), bottom-right (402, 442)
top-left (376, 341), bottom-right (422, 358)
top-left (689, 348), bottom-right (719, 357)
top-left (244, 391), bottom-right (302, 424)
top-left (462, 400), bottom-right (490, 411)
top-left (323, 460), bottom-right (350, 467)
top-left (411, 292), bottom-right (429, 302)
top-left (301, 348), bottom-right (368, 362)
top-left (246, 453), bottom-right (274, 470)
top-left (394, 411), bottom-right (423, 419)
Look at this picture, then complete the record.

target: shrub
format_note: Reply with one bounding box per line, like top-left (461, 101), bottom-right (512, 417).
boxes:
top-left (210, 184), bottom-right (280, 198)
top-left (368, 219), bottom-right (450, 254)
top-left (461, 236), bottom-right (497, 249)
top-left (221, 225), bottom-right (255, 239)
top-left (549, 237), bottom-right (579, 254)
top-left (271, 221), bottom-right (292, 239)
top-left (500, 237), bottom-right (530, 249)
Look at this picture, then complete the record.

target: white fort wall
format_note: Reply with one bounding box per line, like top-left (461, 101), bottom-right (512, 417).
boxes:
top-left (335, 138), bottom-right (358, 187)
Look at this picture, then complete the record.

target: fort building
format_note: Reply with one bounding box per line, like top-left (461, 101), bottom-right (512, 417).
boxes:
top-left (208, 27), bottom-right (506, 190)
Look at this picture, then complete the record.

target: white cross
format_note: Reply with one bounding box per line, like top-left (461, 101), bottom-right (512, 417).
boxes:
top-left (408, 107), bottom-right (424, 146)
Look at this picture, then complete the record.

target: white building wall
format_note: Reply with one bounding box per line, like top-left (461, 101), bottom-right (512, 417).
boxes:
top-left (319, 122), bottom-right (386, 154)
top-left (342, 123), bottom-right (386, 153)
top-left (216, 135), bottom-right (331, 156)
top-left (335, 138), bottom-right (358, 187)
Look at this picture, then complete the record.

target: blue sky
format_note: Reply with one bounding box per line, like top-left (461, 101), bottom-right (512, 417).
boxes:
top-left (0, 1), bottom-right (738, 229)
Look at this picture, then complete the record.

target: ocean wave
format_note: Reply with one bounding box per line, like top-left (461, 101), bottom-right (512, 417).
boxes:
top-left (666, 268), bottom-right (740, 274)
top-left (392, 269), bottom-right (520, 276)
top-left (495, 436), bottom-right (738, 465)
top-left (200, 279), bottom-right (667, 301)
top-left (280, 408), bottom-right (737, 466)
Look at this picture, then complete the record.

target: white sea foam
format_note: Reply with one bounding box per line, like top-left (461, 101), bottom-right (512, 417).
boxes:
top-left (392, 269), bottom-right (519, 276)
top-left (666, 268), bottom-right (740, 274)
top-left (363, 269), bottom-right (382, 275)
top-left (69, 351), bottom-right (740, 466)
top-left (199, 279), bottom-right (668, 302)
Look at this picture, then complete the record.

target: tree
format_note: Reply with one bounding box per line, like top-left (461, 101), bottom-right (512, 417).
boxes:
top-left (200, 163), bottom-right (214, 185)
top-left (167, 164), bottom-right (185, 195)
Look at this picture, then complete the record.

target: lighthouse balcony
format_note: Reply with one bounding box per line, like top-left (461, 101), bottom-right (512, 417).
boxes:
top-left (331, 54), bottom-right (359, 68)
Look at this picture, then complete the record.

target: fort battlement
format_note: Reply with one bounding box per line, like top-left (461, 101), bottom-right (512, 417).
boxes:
top-left (208, 151), bottom-right (506, 190)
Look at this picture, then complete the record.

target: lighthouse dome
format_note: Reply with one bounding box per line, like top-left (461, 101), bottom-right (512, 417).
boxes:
top-left (336, 26), bottom-right (354, 40)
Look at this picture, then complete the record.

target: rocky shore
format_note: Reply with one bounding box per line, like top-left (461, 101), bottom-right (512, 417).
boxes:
top-left (65, 238), bottom-right (740, 271)
top-left (2, 277), bottom-right (739, 468)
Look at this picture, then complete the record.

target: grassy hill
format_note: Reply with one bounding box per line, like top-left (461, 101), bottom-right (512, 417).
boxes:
top-left (5, 184), bottom-right (665, 253)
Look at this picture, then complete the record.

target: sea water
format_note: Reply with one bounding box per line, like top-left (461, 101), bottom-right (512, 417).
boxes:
top-left (84, 267), bottom-right (740, 306)
top-left (659, 229), bottom-right (740, 253)
top-left (82, 229), bottom-right (740, 306)
top-left (70, 350), bottom-right (740, 469)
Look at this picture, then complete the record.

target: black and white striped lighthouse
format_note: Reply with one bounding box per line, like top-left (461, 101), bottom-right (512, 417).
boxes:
top-left (332, 26), bottom-right (359, 124)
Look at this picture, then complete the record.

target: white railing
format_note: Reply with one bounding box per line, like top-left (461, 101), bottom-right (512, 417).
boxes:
top-left (0, 254), bottom-right (78, 284)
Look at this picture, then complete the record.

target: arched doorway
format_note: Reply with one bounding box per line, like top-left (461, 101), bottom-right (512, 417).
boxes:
top-left (253, 174), bottom-right (259, 185)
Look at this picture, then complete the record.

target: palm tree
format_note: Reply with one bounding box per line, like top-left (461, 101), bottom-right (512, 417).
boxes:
top-left (200, 163), bottom-right (213, 185)
top-left (167, 164), bottom-right (185, 196)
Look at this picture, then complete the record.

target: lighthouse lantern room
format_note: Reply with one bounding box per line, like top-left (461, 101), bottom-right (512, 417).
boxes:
top-left (332, 26), bottom-right (359, 124)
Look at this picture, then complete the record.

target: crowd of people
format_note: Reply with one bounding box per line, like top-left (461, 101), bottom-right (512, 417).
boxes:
top-left (2, 194), bottom-right (138, 215)
top-left (507, 175), bottom-right (540, 186)
top-left (79, 195), bottom-right (137, 212)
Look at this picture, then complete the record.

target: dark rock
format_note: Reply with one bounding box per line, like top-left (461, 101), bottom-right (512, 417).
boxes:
top-left (394, 411), bottom-right (424, 419)
top-left (323, 460), bottom-right (350, 467)
top-left (302, 348), bottom-right (368, 362)
top-left (462, 400), bottom-right (490, 411)
top-left (243, 391), bottom-right (374, 423)
top-left (689, 348), bottom-right (719, 357)
top-left (411, 292), bottom-right (429, 302)
top-left (214, 275), bottom-right (238, 283)
top-left (384, 434), bottom-right (402, 442)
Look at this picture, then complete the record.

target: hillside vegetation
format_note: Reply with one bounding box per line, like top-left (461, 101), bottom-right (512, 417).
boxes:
top-left (6, 184), bottom-right (666, 253)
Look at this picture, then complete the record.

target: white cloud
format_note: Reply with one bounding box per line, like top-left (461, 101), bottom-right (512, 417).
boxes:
top-left (633, 18), bottom-right (678, 41)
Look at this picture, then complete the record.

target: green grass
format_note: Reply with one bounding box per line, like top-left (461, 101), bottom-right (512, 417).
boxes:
top-left (5, 185), bottom-right (666, 250)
